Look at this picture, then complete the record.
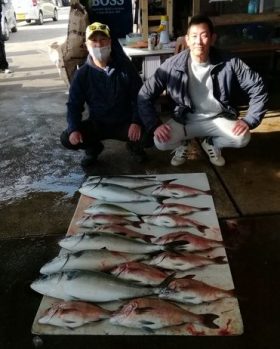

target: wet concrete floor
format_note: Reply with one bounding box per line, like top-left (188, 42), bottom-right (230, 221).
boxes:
top-left (0, 10), bottom-right (280, 348)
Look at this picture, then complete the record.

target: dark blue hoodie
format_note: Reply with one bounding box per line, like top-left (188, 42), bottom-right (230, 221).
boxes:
top-left (66, 53), bottom-right (142, 134)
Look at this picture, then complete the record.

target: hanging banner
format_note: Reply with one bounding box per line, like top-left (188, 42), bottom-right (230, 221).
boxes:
top-left (87, 0), bottom-right (133, 38)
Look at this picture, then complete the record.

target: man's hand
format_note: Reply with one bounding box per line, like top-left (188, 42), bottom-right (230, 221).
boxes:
top-left (154, 124), bottom-right (171, 143)
top-left (69, 131), bottom-right (83, 145)
top-left (128, 123), bottom-right (141, 141)
top-left (232, 119), bottom-right (249, 136)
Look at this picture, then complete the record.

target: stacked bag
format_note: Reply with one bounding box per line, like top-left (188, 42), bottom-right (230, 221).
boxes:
top-left (49, 0), bottom-right (89, 87)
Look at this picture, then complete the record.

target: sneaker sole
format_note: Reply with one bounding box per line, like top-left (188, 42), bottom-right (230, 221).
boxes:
top-left (170, 158), bottom-right (187, 166)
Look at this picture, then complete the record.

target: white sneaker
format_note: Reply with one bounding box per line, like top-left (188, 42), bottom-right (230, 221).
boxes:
top-left (170, 144), bottom-right (188, 166)
top-left (0, 69), bottom-right (12, 74)
top-left (201, 138), bottom-right (225, 166)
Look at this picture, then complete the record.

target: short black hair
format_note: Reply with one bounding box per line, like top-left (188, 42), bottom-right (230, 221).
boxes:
top-left (187, 15), bottom-right (215, 35)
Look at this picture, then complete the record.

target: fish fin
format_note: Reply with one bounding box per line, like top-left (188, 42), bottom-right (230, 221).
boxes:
top-left (204, 190), bottom-right (212, 196)
top-left (135, 307), bottom-right (154, 315)
top-left (164, 240), bottom-right (190, 251)
top-left (158, 272), bottom-right (176, 288)
top-left (156, 196), bottom-right (169, 204)
top-left (59, 253), bottom-right (71, 271)
top-left (201, 313), bottom-right (219, 329)
top-left (213, 256), bottom-right (228, 264)
top-left (142, 326), bottom-right (155, 333)
top-left (181, 274), bottom-right (196, 280)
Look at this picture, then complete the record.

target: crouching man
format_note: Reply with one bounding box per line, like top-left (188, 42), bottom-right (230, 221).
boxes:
top-left (61, 22), bottom-right (151, 168)
top-left (138, 15), bottom-right (268, 167)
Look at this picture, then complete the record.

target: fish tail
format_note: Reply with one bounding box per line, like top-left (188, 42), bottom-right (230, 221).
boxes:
top-left (131, 221), bottom-right (142, 229)
top-left (226, 288), bottom-right (236, 297)
top-left (143, 234), bottom-right (155, 243)
top-left (197, 224), bottom-right (209, 233)
top-left (213, 256), bottom-right (228, 264)
top-left (200, 207), bottom-right (211, 212)
top-left (155, 196), bottom-right (168, 204)
top-left (203, 190), bottom-right (212, 196)
top-left (201, 313), bottom-right (219, 329)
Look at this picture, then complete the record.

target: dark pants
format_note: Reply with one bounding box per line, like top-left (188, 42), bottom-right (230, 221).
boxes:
top-left (0, 40), bottom-right (8, 70)
top-left (60, 119), bottom-right (154, 155)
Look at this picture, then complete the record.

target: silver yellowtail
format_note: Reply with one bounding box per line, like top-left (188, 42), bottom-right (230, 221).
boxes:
top-left (40, 250), bottom-right (148, 274)
top-left (31, 270), bottom-right (159, 302)
top-left (76, 214), bottom-right (141, 229)
top-left (78, 224), bottom-right (155, 243)
top-left (83, 175), bottom-right (175, 189)
top-left (84, 203), bottom-right (138, 216)
top-left (59, 232), bottom-right (166, 254)
top-left (79, 183), bottom-right (160, 203)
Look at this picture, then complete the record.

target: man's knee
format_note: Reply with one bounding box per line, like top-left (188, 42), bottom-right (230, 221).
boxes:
top-left (154, 137), bottom-right (174, 151)
top-left (235, 132), bottom-right (251, 148)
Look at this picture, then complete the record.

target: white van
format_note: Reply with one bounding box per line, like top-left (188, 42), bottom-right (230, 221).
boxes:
top-left (12, 0), bottom-right (58, 25)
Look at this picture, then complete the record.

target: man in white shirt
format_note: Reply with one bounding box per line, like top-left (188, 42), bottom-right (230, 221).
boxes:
top-left (138, 15), bottom-right (268, 166)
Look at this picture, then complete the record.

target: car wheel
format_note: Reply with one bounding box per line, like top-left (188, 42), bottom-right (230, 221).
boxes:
top-left (2, 19), bottom-right (9, 41)
top-left (53, 9), bottom-right (58, 21)
top-left (26, 19), bottom-right (31, 23)
top-left (11, 15), bottom-right (17, 32)
top-left (35, 11), bottom-right (44, 25)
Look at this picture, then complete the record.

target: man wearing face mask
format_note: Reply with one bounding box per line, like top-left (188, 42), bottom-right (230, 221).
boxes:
top-left (60, 22), bottom-right (149, 168)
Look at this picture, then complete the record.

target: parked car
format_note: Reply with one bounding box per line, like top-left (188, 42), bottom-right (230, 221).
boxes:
top-left (1, 0), bottom-right (17, 41)
top-left (12, 0), bottom-right (58, 25)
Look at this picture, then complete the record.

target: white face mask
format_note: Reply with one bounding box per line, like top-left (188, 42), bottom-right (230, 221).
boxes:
top-left (88, 46), bottom-right (111, 62)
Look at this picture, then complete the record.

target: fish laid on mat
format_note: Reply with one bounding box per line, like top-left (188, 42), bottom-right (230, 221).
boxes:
top-left (83, 175), bottom-right (175, 189)
top-left (31, 270), bottom-right (159, 302)
top-left (152, 183), bottom-right (211, 198)
top-left (109, 297), bottom-right (219, 330)
top-left (59, 232), bottom-right (169, 254)
top-left (159, 276), bottom-right (234, 304)
top-left (38, 301), bottom-right (111, 329)
top-left (84, 203), bottom-right (138, 216)
top-left (79, 183), bottom-right (160, 203)
top-left (76, 214), bottom-right (141, 228)
top-left (154, 231), bottom-right (224, 252)
top-left (141, 214), bottom-right (209, 232)
top-left (40, 250), bottom-right (148, 274)
top-left (110, 261), bottom-right (170, 286)
top-left (153, 203), bottom-right (210, 215)
top-left (79, 224), bottom-right (155, 243)
top-left (147, 251), bottom-right (227, 271)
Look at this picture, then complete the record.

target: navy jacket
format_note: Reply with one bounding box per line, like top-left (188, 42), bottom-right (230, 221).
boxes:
top-left (138, 47), bottom-right (268, 132)
top-left (67, 54), bottom-right (142, 134)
